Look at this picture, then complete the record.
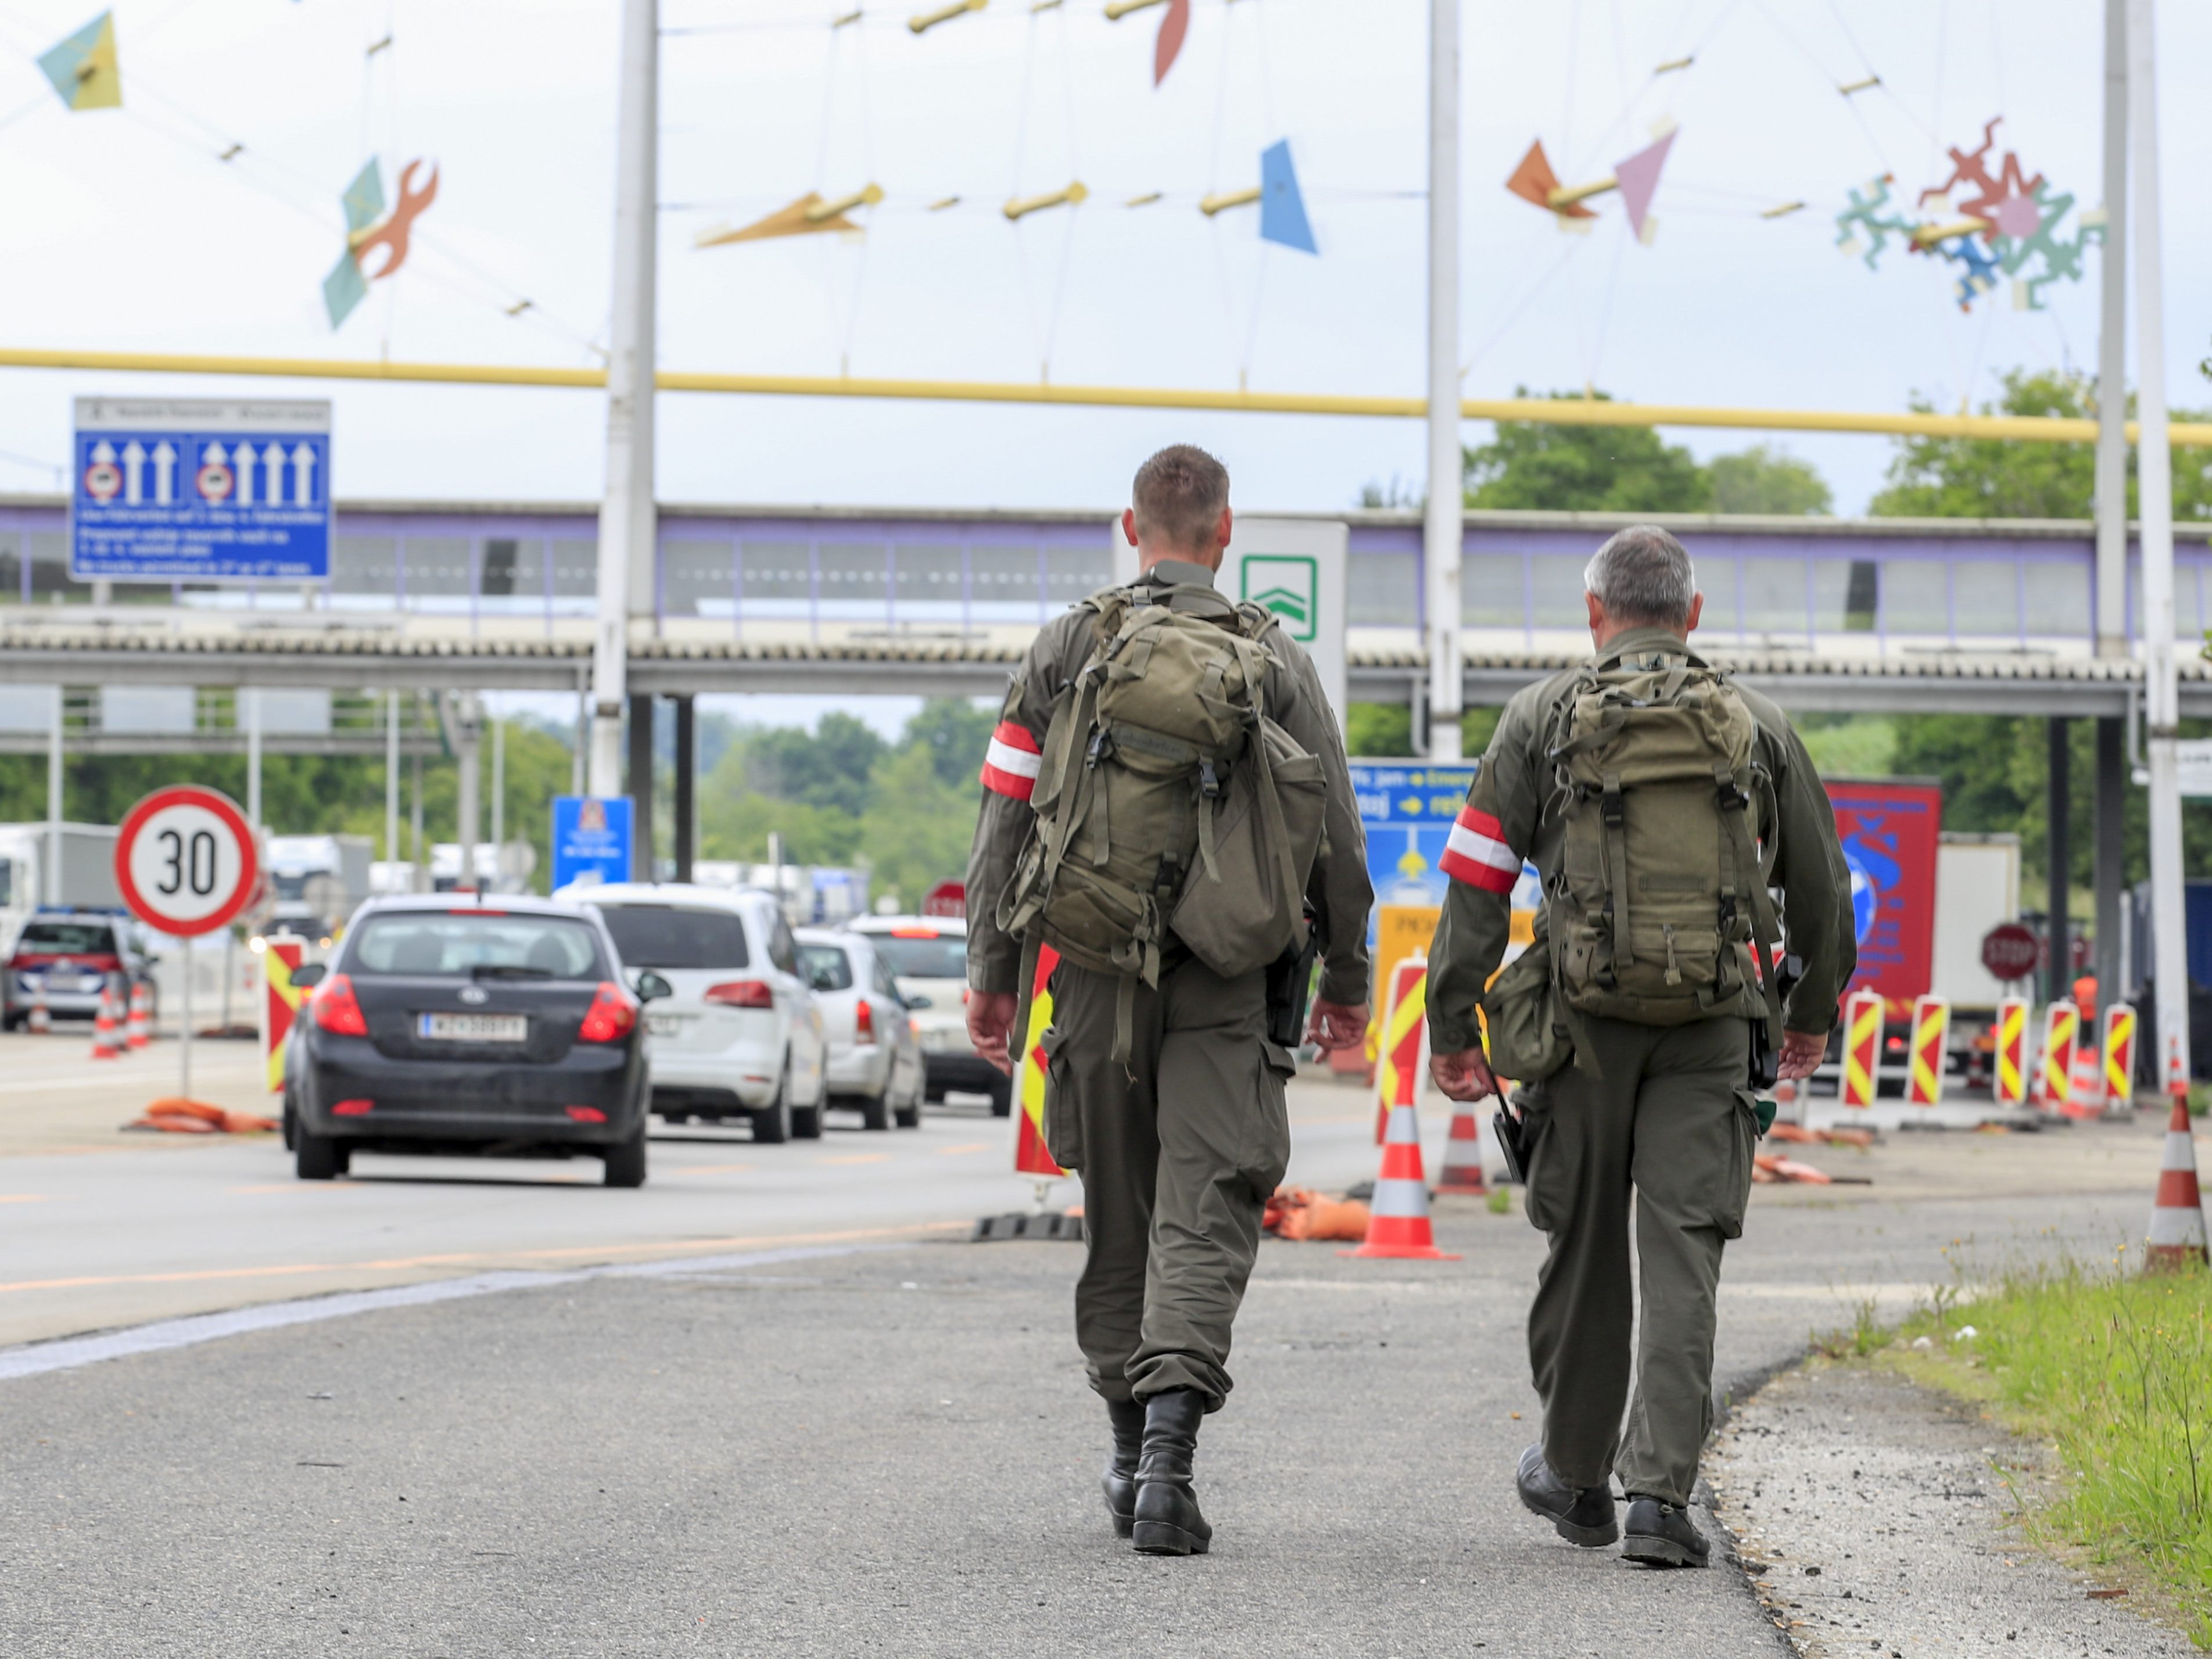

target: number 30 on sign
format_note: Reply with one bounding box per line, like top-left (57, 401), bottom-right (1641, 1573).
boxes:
top-left (114, 785), bottom-right (261, 937)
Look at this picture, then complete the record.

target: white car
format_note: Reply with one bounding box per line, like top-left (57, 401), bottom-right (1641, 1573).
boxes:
top-left (850, 915), bottom-right (1010, 1117)
top-left (795, 928), bottom-right (926, 1131)
top-left (572, 883), bottom-right (829, 1142)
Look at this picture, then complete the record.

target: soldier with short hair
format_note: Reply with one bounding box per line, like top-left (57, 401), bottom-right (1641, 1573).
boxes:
top-left (965, 443), bottom-right (1374, 1556)
top-left (1426, 524), bottom-right (1854, 1568)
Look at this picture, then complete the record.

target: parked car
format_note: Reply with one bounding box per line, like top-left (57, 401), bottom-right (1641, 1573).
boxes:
top-left (850, 915), bottom-right (1009, 1116)
top-left (282, 895), bottom-right (667, 1186)
top-left (573, 883), bottom-right (830, 1143)
top-left (795, 927), bottom-right (926, 1131)
top-left (5, 907), bottom-right (154, 1027)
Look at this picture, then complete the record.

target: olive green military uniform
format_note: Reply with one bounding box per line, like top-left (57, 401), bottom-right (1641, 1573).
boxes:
top-left (1426, 626), bottom-right (1854, 1506)
top-left (967, 558), bottom-right (1373, 1411)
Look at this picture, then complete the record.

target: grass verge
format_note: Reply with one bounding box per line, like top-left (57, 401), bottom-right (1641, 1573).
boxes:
top-left (1872, 1254), bottom-right (2212, 1646)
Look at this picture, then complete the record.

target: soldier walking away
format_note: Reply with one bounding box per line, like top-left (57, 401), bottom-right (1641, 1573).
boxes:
top-left (1425, 525), bottom-right (1853, 1570)
top-left (965, 445), bottom-right (1374, 1556)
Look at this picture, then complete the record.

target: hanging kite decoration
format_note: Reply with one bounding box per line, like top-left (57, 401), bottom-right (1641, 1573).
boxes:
top-left (1505, 120), bottom-right (1677, 244)
top-left (695, 185), bottom-right (883, 249)
top-left (1198, 141), bottom-right (1316, 253)
top-left (1104, 0), bottom-right (1191, 87)
top-left (1835, 117), bottom-right (2104, 313)
top-left (324, 158), bottom-right (439, 329)
top-left (38, 9), bottom-right (121, 111)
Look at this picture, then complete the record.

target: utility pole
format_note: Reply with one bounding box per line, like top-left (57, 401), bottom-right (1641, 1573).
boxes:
top-left (2129, 0), bottom-right (2188, 1088)
top-left (46, 685), bottom-right (61, 906)
top-left (385, 691), bottom-right (400, 880)
top-left (589, 0), bottom-right (659, 799)
top-left (2094, 0), bottom-right (2130, 1002)
top-left (1423, 0), bottom-right (1463, 762)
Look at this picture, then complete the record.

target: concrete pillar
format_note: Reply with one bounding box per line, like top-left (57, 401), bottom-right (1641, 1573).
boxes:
top-left (2096, 716), bottom-right (2127, 998)
top-left (672, 694), bottom-right (695, 884)
top-left (2048, 718), bottom-right (2071, 1000)
top-left (628, 693), bottom-right (655, 882)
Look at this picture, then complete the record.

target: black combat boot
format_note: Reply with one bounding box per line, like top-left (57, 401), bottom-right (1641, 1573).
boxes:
top-left (1130, 1388), bottom-right (1211, 1556)
top-left (1102, 1398), bottom-right (1146, 1538)
top-left (1621, 1496), bottom-right (1711, 1567)
top-left (1515, 1444), bottom-right (1619, 1547)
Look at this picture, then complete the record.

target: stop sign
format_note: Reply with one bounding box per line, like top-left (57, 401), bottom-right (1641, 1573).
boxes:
top-left (1980, 922), bottom-right (2039, 981)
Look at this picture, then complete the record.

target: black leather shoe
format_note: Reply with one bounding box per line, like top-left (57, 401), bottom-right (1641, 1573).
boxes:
top-left (1102, 1398), bottom-right (1145, 1538)
top-left (1131, 1389), bottom-right (1211, 1556)
top-left (1621, 1496), bottom-right (1711, 1567)
top-left (1515, 1444), bottom-right (1619, 1547)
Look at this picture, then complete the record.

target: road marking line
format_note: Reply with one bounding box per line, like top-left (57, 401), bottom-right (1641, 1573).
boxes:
top-left (933, 1142), bottom-right (992, 1156)
top-left (819, 1153), bottom-right (890, 1165)
top-left (0, 1219), bottom-right (966, 1297)
top-left (0, 1243), bottom-right (912, 1384)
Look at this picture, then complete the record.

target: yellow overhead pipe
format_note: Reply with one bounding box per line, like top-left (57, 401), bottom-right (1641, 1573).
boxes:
top-left (1198, 185), bottom-right (1261, 216)
top-left (807, 182), bottom-right (884, 221)
top-left (3, 347), bottom-right (2209, 447)
top-left (909, 0), bottom-right (985, 33)
top-left (1547, 175), bottom-right (1619, 210)
top-left (1003, 181), bottom-right (1088, 220)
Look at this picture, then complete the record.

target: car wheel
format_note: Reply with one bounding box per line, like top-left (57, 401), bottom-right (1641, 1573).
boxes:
top-left (792, 1086), bottom-right (825, 1141)
top-left (281, 1096), bottom-right (298, 1151)
top-left (296, 1130), bottom-right (345, 1181)
top-left (988, 1074), bottom-right (1013, 1118)
top-left (603, 1127), bottom-right (648, 1188)
top-left (752, 1063), bottom-right (793, 1144)
top-left (859, 1090), bottom-right (891, 1132)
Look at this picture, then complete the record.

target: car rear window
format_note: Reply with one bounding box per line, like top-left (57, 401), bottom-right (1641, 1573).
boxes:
top-left (798, 942), bottom-right (853, 990)
top-left (598, 905), bottom-right (751, 970)
top-left (869, 931), bottom-right (967, 981)
top-left (349, 913), bottom-right (602, 979)
top-left (17, 920), bottom-right (117, 954)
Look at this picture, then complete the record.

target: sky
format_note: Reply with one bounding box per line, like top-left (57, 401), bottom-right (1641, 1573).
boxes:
top-left (0, 0), bottom-right (2204, 528)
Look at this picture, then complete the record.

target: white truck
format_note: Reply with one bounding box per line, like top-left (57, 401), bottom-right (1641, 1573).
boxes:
top-left (1931, 832), bottom-right (2023, 1094)
top-left (0, 823), bottom-right (123, 957)
top-left (266, 834), bottom-right (374, 938)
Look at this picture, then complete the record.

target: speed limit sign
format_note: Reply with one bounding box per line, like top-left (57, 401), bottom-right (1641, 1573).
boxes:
top-left (114, 785), bottom-right (260, 937)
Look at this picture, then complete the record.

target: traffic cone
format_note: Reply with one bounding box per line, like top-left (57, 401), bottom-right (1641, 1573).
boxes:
top-left (2064, 1031), bottom-right (2106, 1120)
top-left (1342, 1103), bottom-right (1460, 1260)
top-left (88, 981), bottom-right (120, 1060)
top-left (27, 973), bottom-right (48, 1035)
top-left (126, 980), bottom-right (149, 1049)
top-left (2167, 1034), bottom-right (2190, 1107)
top-left (1435, 1100), bottom-right (1489, 1197)
top-left (2144, 1095), bottom-right (2209, 1273)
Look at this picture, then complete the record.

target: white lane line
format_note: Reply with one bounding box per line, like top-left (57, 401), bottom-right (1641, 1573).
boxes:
top-left (0, 1244), bottom-right (901, 1384)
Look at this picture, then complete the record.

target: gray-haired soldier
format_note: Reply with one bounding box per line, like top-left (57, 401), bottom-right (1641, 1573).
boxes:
top-left (1425, 525), bottom-right (1854, 1568)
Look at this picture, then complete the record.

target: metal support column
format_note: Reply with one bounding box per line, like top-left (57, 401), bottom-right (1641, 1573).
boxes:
top-left (45, 685), bottom-right (62, 906)
top-left (385, 691), bottom-right (401, 875)
top-left (451, 693), bottom-right (482, 897)
top-left (2096, 716), bottom-right (2127, 1001)
top-left (2048, 719), bottom-right (2071, 1001)
top-left (628, 693), bottom-right (655, 882)
top-left (244, 687), bottom-right (262, 836)
top-left (2095, 0), bottom-right (2130, 659)
top-left (672, 694), bottom-right (695, 884)
top-left (1422, 0), bottom-right (1462, 762)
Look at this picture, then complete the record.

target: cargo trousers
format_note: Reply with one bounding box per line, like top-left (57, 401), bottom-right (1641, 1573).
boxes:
top-left (1039, 954), bottom-right (1295, 1411)
top-left (1519, 1013), bottom-right (1759, 1508)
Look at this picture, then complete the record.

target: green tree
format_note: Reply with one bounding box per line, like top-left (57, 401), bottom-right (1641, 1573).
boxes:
top-left (1708, 445), bottom-right (1833, 515)
top-left (856, 744), bottom-right (977, 911)
top-left (738, 711), bottom-right (885, 816)
top-left (902, 697), bottom-right (998, 789)
top-left (1870, 368), bottom-right (2212, 520)
top-left (1464, 390), bottom-right (1713, 512)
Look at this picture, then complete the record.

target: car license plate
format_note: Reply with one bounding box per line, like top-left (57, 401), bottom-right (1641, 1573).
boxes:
top-left (418, 1012), bottom-right (528, 1042)
top-left (646, 1013), bottom-right (684, 1038)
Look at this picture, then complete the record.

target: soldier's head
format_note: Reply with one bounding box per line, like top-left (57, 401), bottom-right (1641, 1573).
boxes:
top-left (1123, 445), bottom-right (1233, 572)
top-left (1583, 524), bottom-right (1704, 647)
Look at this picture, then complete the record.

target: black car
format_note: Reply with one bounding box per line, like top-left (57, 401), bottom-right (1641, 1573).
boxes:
top-left (284, 895), bottom-right (670, 1187)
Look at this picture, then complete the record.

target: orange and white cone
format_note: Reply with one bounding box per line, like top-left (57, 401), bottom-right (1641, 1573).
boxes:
top-left (1343, 1103), bottom-right (1460, 1260)
top-left (2166, 1034), bottom-right (2190, 1106)
top-left (126, 980), bottom-right (150, 1049)
top-left (27, 973), bottom-right (49, 1035)
top-left (1435, 1099), bottom-right (1489, 1196)
top-left (88, 981), bottom-right (121, 1060)
top-left (2144, 1095), bottom-right (2210, 1273)
top-left (2064, 1032), bottom-right (2106, 1119)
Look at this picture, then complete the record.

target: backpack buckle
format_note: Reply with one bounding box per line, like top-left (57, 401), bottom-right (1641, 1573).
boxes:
top-left (1198, 759), bottom-right (1222, 800)
top-left (1086, 730), bottom-right (1110, 769)
top-left (1600, 785), bottom-right (1625, 829)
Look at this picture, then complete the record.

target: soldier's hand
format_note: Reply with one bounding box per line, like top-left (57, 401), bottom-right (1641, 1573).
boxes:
top-left (1307, 999), bottom-right (1368, 1051)
top-left (1776, 1029), bottom-right (1827, 1081)
top-left (1430, 1047), bottom-right (1500, 1102)
top-left (967, 991), bottom-right (1019, 1076)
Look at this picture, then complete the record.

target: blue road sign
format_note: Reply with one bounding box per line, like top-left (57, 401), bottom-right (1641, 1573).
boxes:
top-left (551, 797), bottom-right (634, 892)
top-left (1350, 759), bottom-right (1540, 944)
top-left (70, 396), bottom-right (332, 582)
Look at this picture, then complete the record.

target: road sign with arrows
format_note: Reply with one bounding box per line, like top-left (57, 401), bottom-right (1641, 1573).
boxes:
top-left (70, 396), bottom-right (331, 581)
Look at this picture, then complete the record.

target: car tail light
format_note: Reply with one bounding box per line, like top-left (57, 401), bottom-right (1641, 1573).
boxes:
top-left (310, 973), bottom-right (369, 1037)
top-left (855, 997), bottom-right (876, 1045)
top-left (331, 1098), bottom-right (374, 1116)
top-left (890, 926), bottom-right (938, 939)
top-left (703, 980), bottom-right (774, 1010)
top-left (578, 980), bottom-right (639, 1042)
top-left (564, 1105), bottom-right (607, 1123)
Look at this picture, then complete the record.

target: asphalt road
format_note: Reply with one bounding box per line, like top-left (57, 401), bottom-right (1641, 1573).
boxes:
top-left (0, 1090), bottom-right (2178, 1657)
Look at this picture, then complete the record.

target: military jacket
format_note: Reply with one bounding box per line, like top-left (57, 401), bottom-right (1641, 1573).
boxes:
top-left (965, 558), bottom-right (1374, 1005)
top-left (1426, 625), bottom-right (1856, 1055)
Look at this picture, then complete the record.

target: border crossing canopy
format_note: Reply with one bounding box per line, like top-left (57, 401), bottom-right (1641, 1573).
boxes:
top-left (70, 396), bottom-right (332, 582)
